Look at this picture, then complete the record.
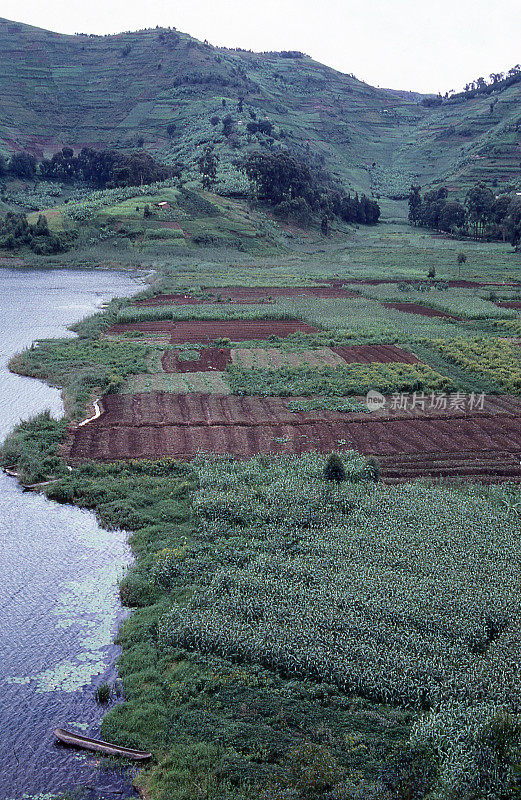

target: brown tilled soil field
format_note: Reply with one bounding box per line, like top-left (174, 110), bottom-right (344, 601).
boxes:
top-left (382, 302), bottom-right (461, 320)
top-left (135, 286), bottom-right (360, 305)
top-left (68, 392), bottom-right (521, 482)
top-left (496, 300), bottom-right (521, 309)
top-left (161, 347), bottom-right (232, 372)
top-left (107, 319), bottom-right (318, 342)
top-left (332, 344), bottom-right (421, 363)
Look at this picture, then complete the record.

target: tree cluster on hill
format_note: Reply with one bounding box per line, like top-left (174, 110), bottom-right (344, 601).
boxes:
top-left (423, 65), bottom-right (521, 106)
top-left (408, 182), bottom-right (521, 245)
top-left (242, 151), bottom-right (380, 227)
top-left (1, 147), bottom-right (176, 189)
top-left (0, 212), bottom-right (70, 254)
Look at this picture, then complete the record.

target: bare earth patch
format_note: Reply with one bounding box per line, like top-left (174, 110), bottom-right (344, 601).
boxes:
top-left (134, 286), bottom-right (360, 305)
top-left (161, 347), bottom-right (232, 373)
top-left (107, 319), bottom-right (319, 342)
top-left (67, 392), bottom-right (521, 482)
top-left (382, 302), bottom-right (462, 321)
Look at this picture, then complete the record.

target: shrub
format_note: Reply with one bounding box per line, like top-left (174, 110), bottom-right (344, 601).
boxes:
top-left (364, 456), bottom-right (381, 482)
top-left (323, 453), bottom-right (347, 482)
top-left (94, 682), bottom-right (112, 703)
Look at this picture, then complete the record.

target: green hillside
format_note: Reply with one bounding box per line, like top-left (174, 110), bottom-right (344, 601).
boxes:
top-left (2, 17), bottom-right (521, 200)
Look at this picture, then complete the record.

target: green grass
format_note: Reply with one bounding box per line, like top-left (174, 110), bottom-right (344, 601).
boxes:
top-left (0, 410), bottom-right (68, 483)
top-left (227, 362), bottom-right (453, 396)
top-left (9, 337), bottom-right (150, 418)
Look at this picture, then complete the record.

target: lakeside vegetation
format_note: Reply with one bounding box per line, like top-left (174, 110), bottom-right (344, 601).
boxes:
top-left (9, 337), bottom-right (150, 418)
top-left (4, 416), bottom-right (521, 798)
top-left (2, 19), bottom-right (521, 800)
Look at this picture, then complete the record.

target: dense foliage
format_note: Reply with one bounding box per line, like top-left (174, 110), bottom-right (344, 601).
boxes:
top-left (242, 151), bottom-right (380, 226)
top-left (161, 454), bottom-right (521, 709)
top-left (227, 362), bottom-right (453, 396)
top-left (9, 338), bottom-right (150, 417)
top-left (34, 454), bottom-right (417, 799)
top-left (408, 182), bottom-right (521, 244)
top-left (0, 211), bottom-right (70, 253)
top-left (0, 411), bottom-right (68, 484)
top-left (433, 337), bottom-right (521, 393)
top-left (6, 147), bottom-right (176, 189)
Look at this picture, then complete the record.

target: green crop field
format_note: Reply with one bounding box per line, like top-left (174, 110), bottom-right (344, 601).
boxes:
top-left (3, 14), bottom-right (521, 800)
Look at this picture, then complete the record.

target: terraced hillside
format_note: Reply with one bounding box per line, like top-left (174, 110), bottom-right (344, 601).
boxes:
top-left (2, 18), bottom-right (521, 197)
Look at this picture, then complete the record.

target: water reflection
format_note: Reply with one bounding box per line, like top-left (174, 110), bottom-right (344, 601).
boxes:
top-left (0, 269), bottom-right (142, 799)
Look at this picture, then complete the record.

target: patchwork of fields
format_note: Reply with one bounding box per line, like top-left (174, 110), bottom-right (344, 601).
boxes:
top-left (67, 282), bottom-right (521, 482)
top-left (68, 391), bottom-right (521, 482)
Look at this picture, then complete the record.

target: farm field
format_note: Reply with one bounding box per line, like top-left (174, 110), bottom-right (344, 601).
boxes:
top-left (107, 319), bottom-right (319, 342)
top-left (230, 346), bottom-right (347, 369)
top-left (161, 346), bottom-right (232, 372)
top-left (123, 372), bottom-right (231, 394)
top-left (136, 285), bottom-right (360, 305)
top-left (67, 391), bottom-right (521, 482)
top-left (65, 283), bottom-right (521, 485)
top-left (382, 301), bottom-right (462, 320)
top-left (229, 344), bottom-right (421, 368)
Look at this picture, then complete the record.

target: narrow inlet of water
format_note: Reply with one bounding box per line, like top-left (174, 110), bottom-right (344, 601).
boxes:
top-left (0, 269), bottom-right (143, 799)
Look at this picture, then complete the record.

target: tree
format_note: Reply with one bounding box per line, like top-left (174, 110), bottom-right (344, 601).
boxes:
top-left (465, 183), bottom-right (495, 239)
top-left (408, 185), bottom-right (422, 225)
top-left (0, 153), bottom-right (6, 178)
top-left (197, 146), bottom-right (219, 190)
top-left (457, 251), bottom-right (467, 277)
top-left (222, 115), bottom-right (234, 137)
top-left (323, 453), bottom-right (346, 482)
top-left (439, 200), bottom-right (465, 233)
top-left (34, 214), bottom-right (49, 235)
top-left (111, 150), bottom-right (167, 187)
top-left (503, 198), bottom-right (521, 249)
top-left (242, 151), bottom-right (312, 206)
top-left (9, 152), bottom-right (37, 179)
top-left (321, 215), bottom-right (329, 236)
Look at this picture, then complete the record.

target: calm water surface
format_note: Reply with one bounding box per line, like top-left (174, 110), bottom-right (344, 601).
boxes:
top-left (0, 269), bottom-right (143, 799)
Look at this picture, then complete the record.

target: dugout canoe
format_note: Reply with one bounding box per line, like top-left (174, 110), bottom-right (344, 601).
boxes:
top-left (53, 728), bottom-right (152, 760)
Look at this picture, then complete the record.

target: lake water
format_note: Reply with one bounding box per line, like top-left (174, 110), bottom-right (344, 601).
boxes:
top-left (0, 269), bottom-right (143, 800)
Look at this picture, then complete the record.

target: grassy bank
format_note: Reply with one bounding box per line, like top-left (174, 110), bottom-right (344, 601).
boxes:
top-left (9, 337), bottom-right (150, 419)
top-left (4, 424), bottom-right (521, 799)
top-left (4, 438), bottom-right (417, 799)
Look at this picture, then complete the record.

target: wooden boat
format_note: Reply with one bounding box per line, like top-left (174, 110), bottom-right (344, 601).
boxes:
top-left (53, 728), bottom-right (152, 760)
